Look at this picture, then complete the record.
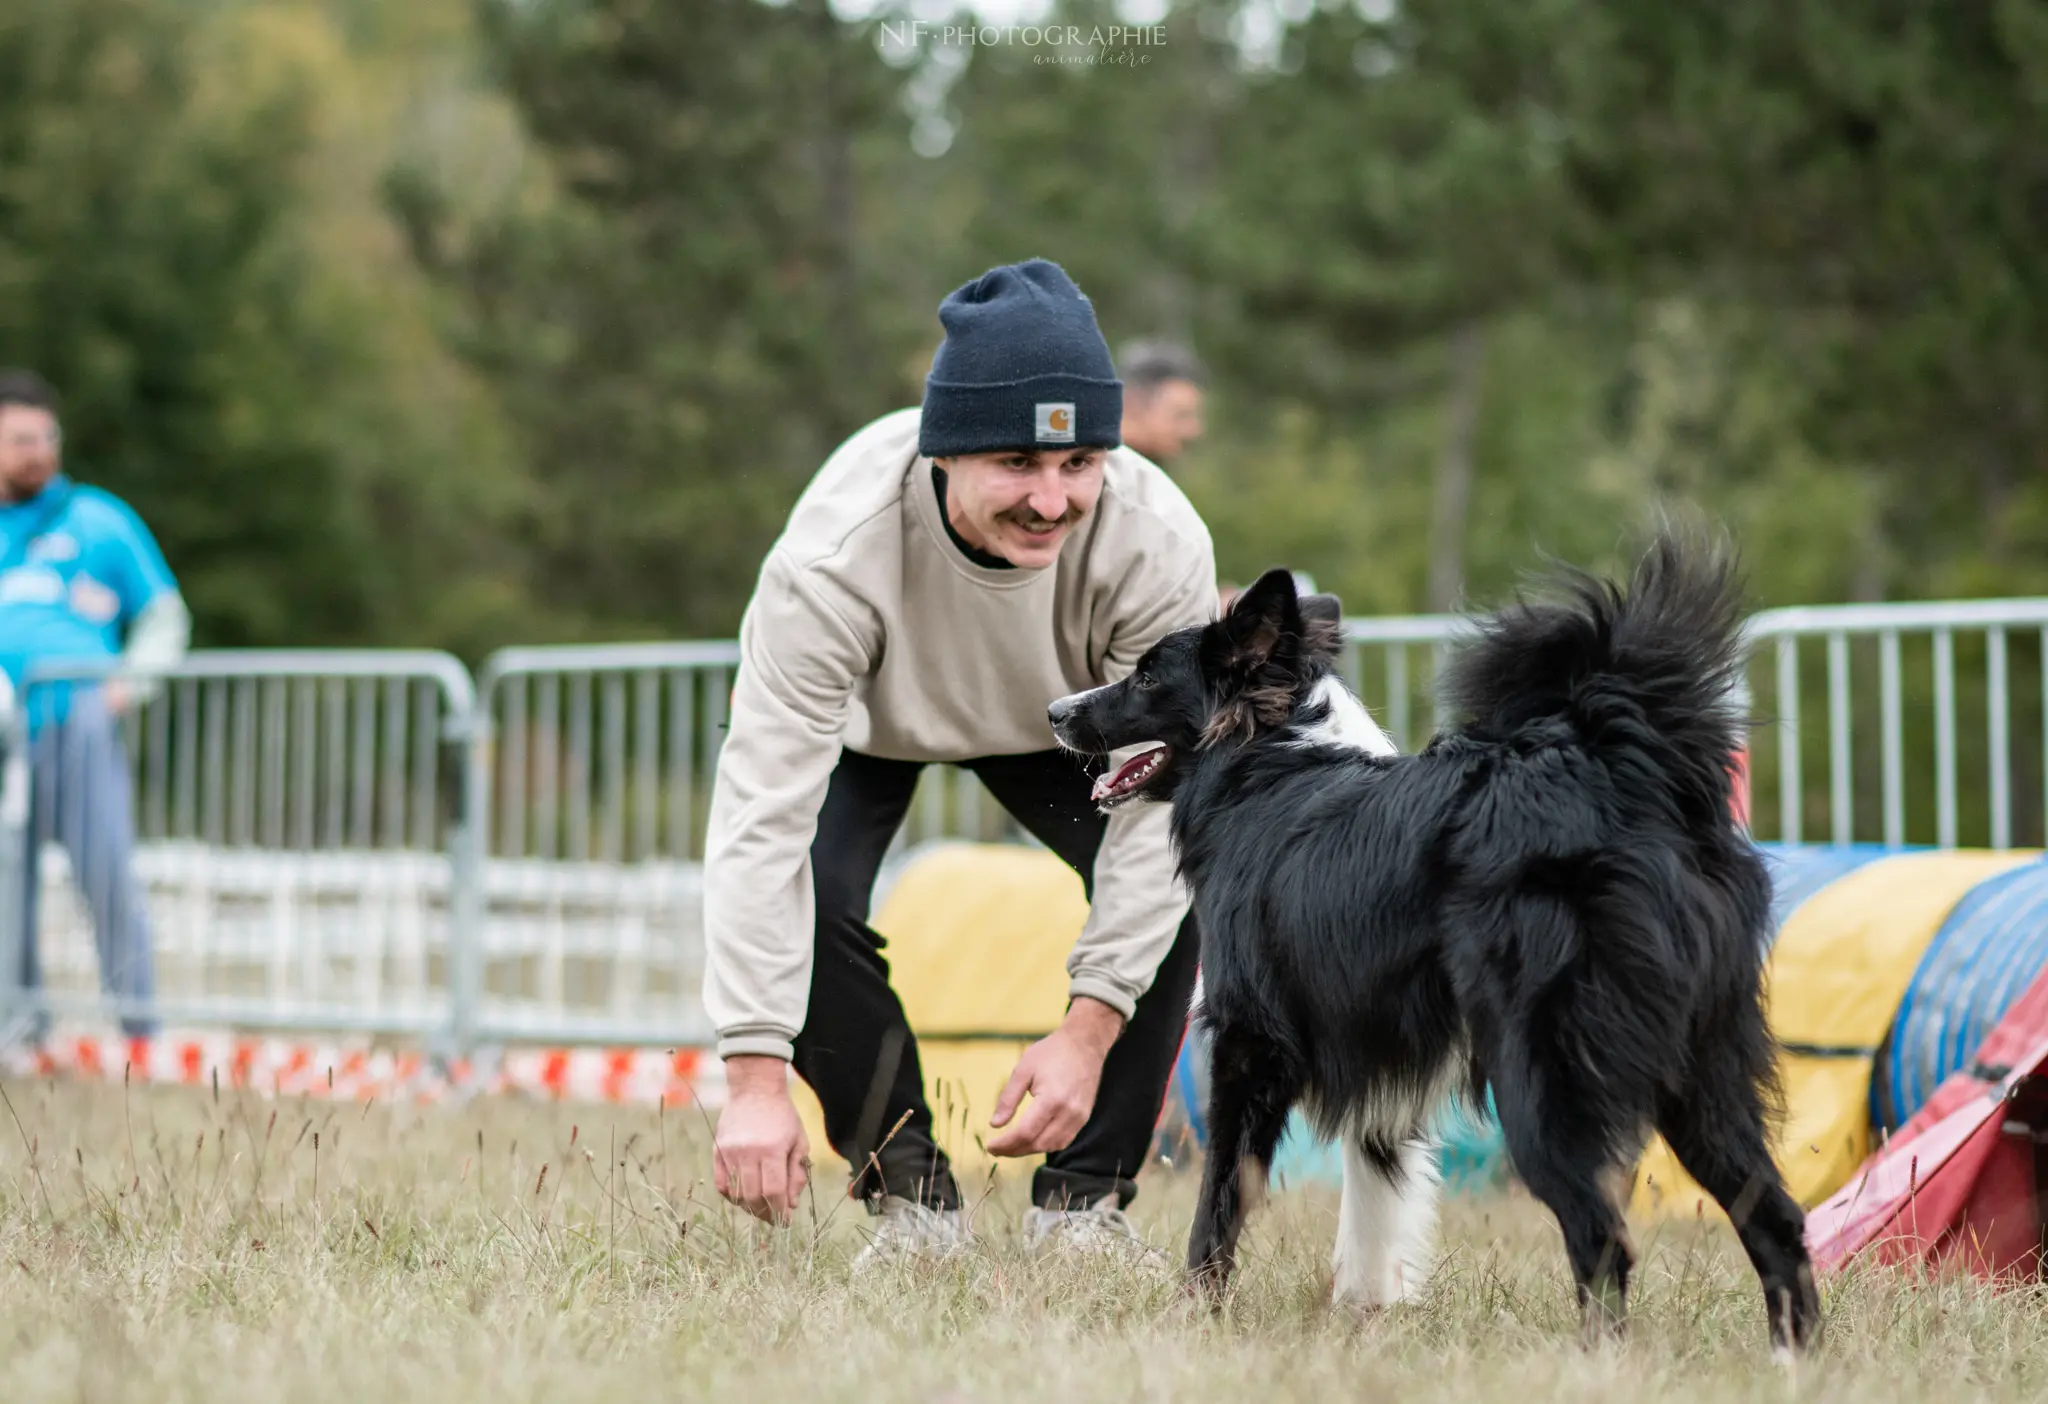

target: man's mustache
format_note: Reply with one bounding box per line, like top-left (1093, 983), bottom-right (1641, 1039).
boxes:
top-left (998, 503), bottom-right (1086, 532)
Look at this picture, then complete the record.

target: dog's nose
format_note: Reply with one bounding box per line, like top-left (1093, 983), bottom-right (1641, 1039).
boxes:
top-left (1046, 696), bottom-right (1075, 728)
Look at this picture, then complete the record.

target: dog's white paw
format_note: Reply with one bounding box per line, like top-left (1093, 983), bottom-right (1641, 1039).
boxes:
top-left (1330, 1240), bottom-right (1434, 1312)
top-left (1331, 1254), bottom-right (1430, 1311)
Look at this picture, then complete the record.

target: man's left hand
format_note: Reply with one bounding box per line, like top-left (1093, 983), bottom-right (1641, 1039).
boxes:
top-left (986, 996), bottom-right (1124, 1157)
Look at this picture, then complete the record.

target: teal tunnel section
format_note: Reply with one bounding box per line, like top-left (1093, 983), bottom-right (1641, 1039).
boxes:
top-left (1161, 1024), bottom-right (1506, 1191)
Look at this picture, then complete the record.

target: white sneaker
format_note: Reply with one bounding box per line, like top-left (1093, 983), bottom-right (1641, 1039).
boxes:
top-left (1021, 1195), bottom-right (1149, 1256)
top-left (851, 1195), bottom-right (972, 1270)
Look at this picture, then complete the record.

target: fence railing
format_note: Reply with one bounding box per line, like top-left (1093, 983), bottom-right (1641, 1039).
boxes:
top-left (1, 596), bottom-right (2041, 1052)
top-left (0, 654), bottom-right (476, 1046)
top-left (1324, 601), bottom-right (2048, 853)
top-left (1743, 600), bottom-right (2048, 851)
top-left (458, 642), bottom-right (738, 1049)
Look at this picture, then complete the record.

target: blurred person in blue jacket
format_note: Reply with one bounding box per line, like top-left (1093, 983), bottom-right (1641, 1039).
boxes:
top-left (0, 369), bottom-right (189, 1039)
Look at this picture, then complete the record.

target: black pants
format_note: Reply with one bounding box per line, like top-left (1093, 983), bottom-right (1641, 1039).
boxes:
top-left (792, 748), bottom-right (1201, 1212)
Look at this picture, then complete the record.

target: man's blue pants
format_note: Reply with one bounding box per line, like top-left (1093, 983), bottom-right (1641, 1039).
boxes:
top-left (16, 689), bottom-right (158, 1038)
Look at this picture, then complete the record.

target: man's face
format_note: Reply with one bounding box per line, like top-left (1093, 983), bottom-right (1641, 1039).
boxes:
top-left (938, 446), bottom-right (1106, 569)
top-left (0, 405), bottom-right (61, 502)
top-left (1120, 379), bottom-right (1205, 466)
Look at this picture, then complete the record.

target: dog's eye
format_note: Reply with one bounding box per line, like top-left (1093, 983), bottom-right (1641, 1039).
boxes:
top-left (1132, 671), bottom-right (1157, 690)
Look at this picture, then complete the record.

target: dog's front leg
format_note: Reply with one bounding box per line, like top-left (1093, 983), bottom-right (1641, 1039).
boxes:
top-left (1332, 1130), bottom-right (1443, 1309)
top-left (1187, 1024), bottom-right (1299, 1303)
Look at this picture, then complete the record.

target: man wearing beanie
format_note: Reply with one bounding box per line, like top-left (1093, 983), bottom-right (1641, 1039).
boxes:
top-left (702, 259), bottom-right (1216, 1263)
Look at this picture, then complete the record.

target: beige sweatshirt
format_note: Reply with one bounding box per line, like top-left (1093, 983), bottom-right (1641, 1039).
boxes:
top-left (702, 407), bottom-right (1218, 1060)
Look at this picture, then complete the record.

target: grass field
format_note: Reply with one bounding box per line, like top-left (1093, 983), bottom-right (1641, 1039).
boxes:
top-left (2, 1077), bottom-right (2046, 1402)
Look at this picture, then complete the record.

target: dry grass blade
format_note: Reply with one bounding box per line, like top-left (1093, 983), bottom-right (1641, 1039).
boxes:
top-left (2, 1077), bottom-right (2046, 1403)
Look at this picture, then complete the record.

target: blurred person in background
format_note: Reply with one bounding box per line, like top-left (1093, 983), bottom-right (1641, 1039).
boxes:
top-left (1117, 340), bottom-right (1257, 609)
top-left (0, 369), bottom-right (189, 1041)
top-left (1115, 339), bottom-right (1207, 470)
top-left (703, 261), bottom-right (1215, 1264)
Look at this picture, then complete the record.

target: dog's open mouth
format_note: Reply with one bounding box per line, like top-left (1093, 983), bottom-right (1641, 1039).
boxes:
top-left (1090, 744), bottom-right (1170, 809)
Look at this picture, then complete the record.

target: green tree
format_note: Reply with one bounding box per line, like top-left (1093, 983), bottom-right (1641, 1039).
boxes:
top-left (404, 0), bottom-right (921, 639)
top-left (0, 0), bottom-right (536, 652)
top-left (1420, 0), bottom-right (2048, 595)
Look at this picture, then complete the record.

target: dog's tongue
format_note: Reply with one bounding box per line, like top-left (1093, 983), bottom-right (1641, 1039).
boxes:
top-left (1092, 746), bottom-right (1164, 801)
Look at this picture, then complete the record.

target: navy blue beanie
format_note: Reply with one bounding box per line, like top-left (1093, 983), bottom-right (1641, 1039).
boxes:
top-left (918, 259), bottom-right (1123, 458)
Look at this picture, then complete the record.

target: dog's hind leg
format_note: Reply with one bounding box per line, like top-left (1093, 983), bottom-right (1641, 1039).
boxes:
top-left (1332, 1129), bottom-right (1441, 1309)
top-left (1490, 1049), bottom-right (1638, 1344)
top-left (1658, 1055), bottom-right (1822, 1357)
top-left (1187, 1023), bottom-right (1300, 1300)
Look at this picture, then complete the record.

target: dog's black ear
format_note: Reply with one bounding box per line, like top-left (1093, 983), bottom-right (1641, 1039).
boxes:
top-left (1299, 593), bottom-right (1344, 659)
top-left (1199, 569), bottom-right (1307, 747)
top-left (1217, 567), bottom-right (1299, 671)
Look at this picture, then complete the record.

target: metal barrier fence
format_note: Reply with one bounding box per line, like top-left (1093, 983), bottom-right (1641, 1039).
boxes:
top-left (1, 596), bottom-right (2042, 1052)
top-left (457, 641), bottom-right (1105, 1048)
top-left (462, 643), bottom-right (736, 1048)
top-left (0, 653), bottom-right (476, 1044)
top-left (1330, 602), bottom-right (2048, 854)
top-left (1743, 600), bottom-right (2048, 851)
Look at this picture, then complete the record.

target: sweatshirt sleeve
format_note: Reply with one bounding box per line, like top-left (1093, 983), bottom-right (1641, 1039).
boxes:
top-left (116, 592), bottom-right (191, 706)
top-left (701, 549), bottom-right (874, 1061)
top-left (1064, 541), bottom-right (1219, 1021)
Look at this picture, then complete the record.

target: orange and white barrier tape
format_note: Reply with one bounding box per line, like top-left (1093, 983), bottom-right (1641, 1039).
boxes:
top-left (494, 1043), bottom-right (718, 1107)
top-left (2, 1028), bottom-right (720, 1110)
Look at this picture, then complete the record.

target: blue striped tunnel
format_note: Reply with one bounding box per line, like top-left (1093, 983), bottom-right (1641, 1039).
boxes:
top-left (1875, 857), bottom-right (2048, 1132)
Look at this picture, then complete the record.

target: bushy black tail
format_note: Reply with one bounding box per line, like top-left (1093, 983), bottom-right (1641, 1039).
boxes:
top-left (1438, 528), bottom-right (1750, 816)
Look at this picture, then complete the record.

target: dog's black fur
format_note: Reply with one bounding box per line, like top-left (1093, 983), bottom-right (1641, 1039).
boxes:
top-left (1047, 532), bottom-right (1820, 1353)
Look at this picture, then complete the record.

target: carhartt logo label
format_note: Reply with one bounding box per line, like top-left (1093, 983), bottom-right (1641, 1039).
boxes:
top-left (1036, 402), bottom-right (1075, 443)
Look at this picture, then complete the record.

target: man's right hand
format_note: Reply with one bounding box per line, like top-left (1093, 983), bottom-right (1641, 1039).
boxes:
top-left (712, 1055), bottom-right (811, 1223)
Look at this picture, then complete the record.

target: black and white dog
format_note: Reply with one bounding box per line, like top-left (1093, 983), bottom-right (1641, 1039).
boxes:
top-left (1047, 533), bottom-right (1819, 1354)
